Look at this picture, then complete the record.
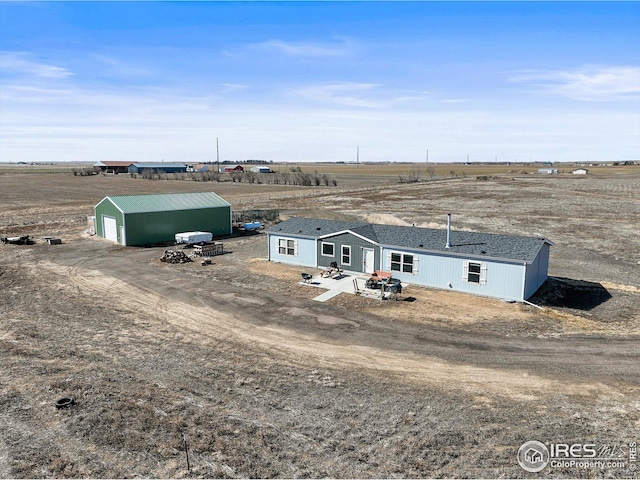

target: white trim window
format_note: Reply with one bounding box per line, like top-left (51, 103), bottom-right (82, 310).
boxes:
top-left (341, 245), bottom-right (351, 266)
top-left (278, 238), bottom-right (297, 256)
top-left (321, 241), bottom-right (335, 257)
top-left (388, 252), bottom-right (417, 274)
top-left (463, 261), bottom-right (487, 285)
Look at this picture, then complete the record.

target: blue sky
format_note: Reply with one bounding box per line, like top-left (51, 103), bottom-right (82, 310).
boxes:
top-left (1, 2), bottom-right (639, 163)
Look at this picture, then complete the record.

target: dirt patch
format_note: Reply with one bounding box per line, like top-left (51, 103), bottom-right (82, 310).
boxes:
top-left (601, 281), bottom-right (640, 293)
top-left (1, 171), bottom-right (640, 478)
top-left (1, 258), bottom-right (638, 478)
top-left (365, 213), bottom-right (412, 226)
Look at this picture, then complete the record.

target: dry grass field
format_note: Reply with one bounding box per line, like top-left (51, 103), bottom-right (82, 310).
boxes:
top-left (1, 166), bottom-right (639, 478)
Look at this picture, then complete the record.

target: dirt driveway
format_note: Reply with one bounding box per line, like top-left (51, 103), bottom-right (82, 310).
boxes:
top-left (44, 238), bottom-right (640, 393)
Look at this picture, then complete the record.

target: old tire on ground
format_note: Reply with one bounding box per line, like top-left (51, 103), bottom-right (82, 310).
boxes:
top-left (55, 397), bottom-right (75, 409)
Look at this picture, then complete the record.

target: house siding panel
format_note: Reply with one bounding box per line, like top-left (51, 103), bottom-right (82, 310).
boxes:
top-left (268, 235), bottom-right (316, 267)
top-left (524, 243), bottom-right (550, 299)
top-left (316, 232), bottom-right (378, 271)
top-left (381, 248), bottom-right (526, 301)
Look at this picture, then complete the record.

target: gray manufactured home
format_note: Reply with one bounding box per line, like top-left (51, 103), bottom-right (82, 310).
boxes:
top-left (267, 217), bottom-right (553, 301)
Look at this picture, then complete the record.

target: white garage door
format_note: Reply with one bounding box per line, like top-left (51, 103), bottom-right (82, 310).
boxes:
top-left (103, 216), bottom-right (118, 243)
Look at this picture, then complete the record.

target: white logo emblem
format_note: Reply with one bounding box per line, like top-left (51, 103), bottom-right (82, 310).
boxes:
top-left (518, 441), bottom-right (550, 472)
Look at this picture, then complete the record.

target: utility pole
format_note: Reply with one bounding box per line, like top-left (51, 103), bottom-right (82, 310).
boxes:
top-left (426, 149), bottom-right (429, 164)
top-left (216, 137), bottom-right (220, 173)
top-left (356, 145), bottom-right (359, 168)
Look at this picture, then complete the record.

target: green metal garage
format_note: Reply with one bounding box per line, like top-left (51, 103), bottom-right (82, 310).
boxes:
top-left (94, 192), bottom-right (232, 246)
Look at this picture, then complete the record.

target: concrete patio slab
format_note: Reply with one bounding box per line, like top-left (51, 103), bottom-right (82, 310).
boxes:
top-left (299, 271), bottom-right (405, 302)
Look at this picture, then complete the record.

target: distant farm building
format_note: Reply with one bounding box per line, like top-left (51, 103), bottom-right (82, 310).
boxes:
top-left (250, 166), bottom-right (272, 174)
top-left (267, 217), bottom-right (553, 302)
top-left (94, 192), bottom-right (231, 246)
top-left (128, 163), bottom-right (187, 174)
top-left (186, 164), bottom-right (209, 173)
top-left (572, 168), bottom-right (589, 175)
top-left (93, 161), bottom-right (134, 174)
top-left (537, 168), bottom-right (559, 175)
top-left (219, 165), bottom-right (244, 173)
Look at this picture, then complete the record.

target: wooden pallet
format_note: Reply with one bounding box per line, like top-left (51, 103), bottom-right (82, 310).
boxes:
top-left (192, 243), bottom-right (224, 257)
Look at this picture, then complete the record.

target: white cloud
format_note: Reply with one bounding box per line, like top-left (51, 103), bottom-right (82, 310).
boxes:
top-left (509, 65), bottom-right (640, 101)
top-left (89, 54), bottom-right (151, 77)
top-left (253, 39), bottom-right (353, 58)
top-left (1, 72), bottom-right (638, 164)
top-left (3, 100), bottom-right (638, 164)
top-left (0, 51), bottom-right (73, 79)
top-left (292, 82), bottom-right (432, 109)
top-left (294, 82), bottom-right (382, 108)
top-left (221, 83), bottom-right (249, 92)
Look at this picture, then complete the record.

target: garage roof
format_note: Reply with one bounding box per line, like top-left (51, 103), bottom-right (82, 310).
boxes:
top-left (102, 192), bottom-right (231, 214)
top-left (94, 161), bottom-right (135, 167)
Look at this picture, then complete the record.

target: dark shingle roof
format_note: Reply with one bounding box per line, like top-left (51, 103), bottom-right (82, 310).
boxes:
top-left (269, 218), bottom-right (368, 238)
top-left (267, 217), bottom-right (552, 264)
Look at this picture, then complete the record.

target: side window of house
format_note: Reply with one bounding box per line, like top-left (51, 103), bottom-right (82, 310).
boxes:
top-left (321, 242), bottom-right (335, 257)
top-left (402, 254), bottom-right (414, 273)
top-left (390, 252), bottom-right (414, 274)
top-left (464, 261), bottom-right (486, 285)
top-left (390, 253), bottom-right (401, 271)
top-left (467, 262), bottom-right (481, 283)
top-left (341, 245), bottom-right (351, 266)
top-left (278, 238), bottom-right (296, 256)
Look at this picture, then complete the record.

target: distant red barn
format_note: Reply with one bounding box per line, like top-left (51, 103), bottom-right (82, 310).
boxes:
top-left (219, 165), bottom-right (244, 173)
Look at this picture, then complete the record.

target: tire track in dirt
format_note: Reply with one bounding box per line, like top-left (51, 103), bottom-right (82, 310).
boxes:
top-left (46, 260), bottom-right (620, 402)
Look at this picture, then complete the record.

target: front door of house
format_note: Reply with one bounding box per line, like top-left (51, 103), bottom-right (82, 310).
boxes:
top-left (363, 248), bottom-right (375, 274)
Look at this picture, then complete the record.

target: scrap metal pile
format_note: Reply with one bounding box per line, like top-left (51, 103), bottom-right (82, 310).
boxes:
top-left (1, 235), bottom-right (35, 245)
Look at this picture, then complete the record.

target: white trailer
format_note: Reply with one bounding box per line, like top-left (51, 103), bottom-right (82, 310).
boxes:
top-left (174, 231), bottom-right (213, 245)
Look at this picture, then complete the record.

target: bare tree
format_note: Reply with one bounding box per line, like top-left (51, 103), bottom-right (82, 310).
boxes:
top-left (399, 166), bottom-right (422, 183)
top-left (426, 165), bottom-right (435, 180)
